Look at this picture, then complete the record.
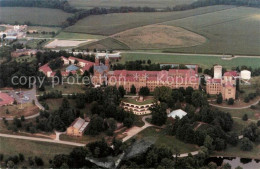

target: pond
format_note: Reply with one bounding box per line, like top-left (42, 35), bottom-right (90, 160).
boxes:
top-left (206, 157), bottom-right (260, 169)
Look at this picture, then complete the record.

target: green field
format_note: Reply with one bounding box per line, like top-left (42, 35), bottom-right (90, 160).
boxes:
top-left (56, 31), bottom-right (106, 40)
top-left (163, 7), bottom-right (260, 55)
top-left (65, 5), bottom-right (232, 35)
top-left (68, 0), bottom-right (196, 9)
top-left (0, 26), bottom-right (6, 31)
top-left (135, 127), bottom-right (198, 153)
top-left (78, 37), bottom-right (130, 50)
top-left (0, 137), bottom-right (74, 167)
top-left (119, 53), bottom-right (260, 69)
top-left (122, 98), bottom-right (154, 105)
top-left (0, 7), bottom-right (72, 26)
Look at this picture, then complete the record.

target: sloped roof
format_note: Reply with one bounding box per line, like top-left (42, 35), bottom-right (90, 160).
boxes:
top-left (70, 117), bottom-right (89, 132)
top-left (168, 109), bottom-right (187, 119)
top-left (0, 92), bottom-right (14, 106)
top-left (66, 64), bottom-right (79, 71)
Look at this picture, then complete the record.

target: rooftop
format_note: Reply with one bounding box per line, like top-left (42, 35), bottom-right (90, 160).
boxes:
top-left (168, 109), bottom-right (187, 119)
top-left (0, 92), bottom-right (14, 106)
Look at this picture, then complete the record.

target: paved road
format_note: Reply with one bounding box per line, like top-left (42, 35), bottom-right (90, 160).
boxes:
top-left (121, 51), bottom-right (260, 59)
top-left (0, 133), bottom-right (85, 146)
top-left (209, 99), bottom-right (260, 110)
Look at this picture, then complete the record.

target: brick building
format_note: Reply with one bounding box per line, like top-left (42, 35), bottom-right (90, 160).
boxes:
top-left (206, 65), bottom-right (237, 100)
top-left (93, 54), bottom-right (200, 92)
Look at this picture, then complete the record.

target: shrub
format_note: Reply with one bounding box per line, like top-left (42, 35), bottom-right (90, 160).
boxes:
top-left (244, 97), bottom-right (250, 103)
top-left (257, 120), bottom-right (260, 127)
top-left (242, 114), bottom-right (248, 121)
top-left (227, 98), bottom-right (234, 105)
top-left (240, 137), bottom-right (253, 151)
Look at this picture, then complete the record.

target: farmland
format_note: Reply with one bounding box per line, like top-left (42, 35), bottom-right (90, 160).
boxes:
top-left (55, 31), bottom-right (106, 40)
top-left (163, 7), bottom-right (260, 55)
top-left (65, 5), bottom-right (233, 35)
top-left (0, 7), bottom-right (72, 26)
top-left (112, 25), bottom-right (206, 49)
top-left (78, 37), bottom-right (130, 50)
top-left (119, 52), bottom-right (260, 69)
top-left (68, 0), bottom-right (196, 9)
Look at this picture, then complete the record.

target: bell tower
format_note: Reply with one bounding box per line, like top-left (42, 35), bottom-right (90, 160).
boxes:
top-left (105, 52), bottom-right (110, 68)
top-left (95, 55), bottom-right (99, 66)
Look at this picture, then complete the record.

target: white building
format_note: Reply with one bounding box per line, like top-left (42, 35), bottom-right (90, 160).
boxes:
top-left (240, 70), bottom-right (251, 80)
top-left (214, 65), bottom-right (222, 79)
top-left (168, 109), bottom-right (187, 119)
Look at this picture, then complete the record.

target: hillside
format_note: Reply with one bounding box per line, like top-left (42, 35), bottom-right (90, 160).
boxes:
top-left (68, 0), bottom-right (196, 9)
top-left (0, 7), bottom-right (72, 26)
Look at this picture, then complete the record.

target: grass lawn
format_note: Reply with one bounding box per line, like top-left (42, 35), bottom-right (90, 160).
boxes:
top-left (0, 137), bottom-right (74, 167)
top-left (119, 53), bottom-right (260, 69)
top-left (56, 31), bottom-right (106, 40)
top-left (0, 7), bottom-right (72, 26)
top-left (43, 98), bottom-right (91, 115)
top-left (78, 37), bottom-right (130, 50)
top-left (26, 39), bottom-right (50, 49)
top-left (163, 6), bottom-right (260, 55)
top-left (38, 84), bottom-right (87, 95)
top-left (60, 133), bottom-right (105, 144)
top-left (68, 0), bottom-right (196, 9)
top-left (65, 5), bottom-right (232, 35)
top-left (122, 98), bottom-right (154, 105)
top-left (135, 127), bottom-right (199, 154)
top-left (27, 26), bottom-right (61, 38)
top-left (212, 141), bottom-right (260, 159)
top-left (15, 55), bottom-right (36, 63)
top-left (0, 103), bottom-right (39, 119)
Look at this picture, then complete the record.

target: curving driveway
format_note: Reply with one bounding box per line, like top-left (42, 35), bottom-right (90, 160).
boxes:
top-left (209, 99), bottom-right (260, 110)
top-left (122, 115), bottom-right (153, 142)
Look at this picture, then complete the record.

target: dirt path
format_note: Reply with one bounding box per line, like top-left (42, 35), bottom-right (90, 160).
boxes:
top-left (209, 99), bottom-right (260, 110)
top-left (0, 133), bottom-right (84, 146)
top-left (122, 115), bottom-right (153, 142)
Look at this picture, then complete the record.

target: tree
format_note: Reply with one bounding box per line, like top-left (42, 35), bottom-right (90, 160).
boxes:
top-left (191, 91), bottom-right (208, 107)
top-left (242, 114), bottom-right (248, 121)
top-left (147, 59), bottom-right (151, 64)
top-left (203, 135), bottom-right (214, 152)
top-left (139, 86), bottom-right (150, 96)
top-left (150, 102), bottom-right (167, 126)
top-left (130, 85), bottom-right (136, 94)
top-left (6, 109), bottom-right (10, 114)
top-left (55, 70), bottom-right (62, 84)
top-left (123, 117), bottom-right (134, 128)
top-left (0, 154), bottom-right (4, 161)
top-left (7, 160), bottom-right (15, 168)
top-left (242, 123), bottom-right (260, 141)
top-left (216, 93), bottom-right (223, 104)
top-left (118, 85), bottom-right (126, 98)
top-left (227, 98), bottom-right (234, 105)
top-left (153, 86), bottom-right (172, 102)
top-left (240, 137), bottom-right (253, 151)
top-left (34, 156), bottom-right (44, 166)
top-left (86, 115), bottom-right (104, 135)
top-left (18, 153), bottom-right (24, 162)
top-left (244, 97), bottom-right (250, 103)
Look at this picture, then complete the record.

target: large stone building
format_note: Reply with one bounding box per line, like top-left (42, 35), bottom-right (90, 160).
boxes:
top-left (206, 65), bottom-right (237, 100)
top-left (93, 54), bottom-right (200, 92)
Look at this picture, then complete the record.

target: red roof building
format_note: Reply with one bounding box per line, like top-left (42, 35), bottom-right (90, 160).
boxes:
top-left (0, 92), bottom-right (14, 106)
